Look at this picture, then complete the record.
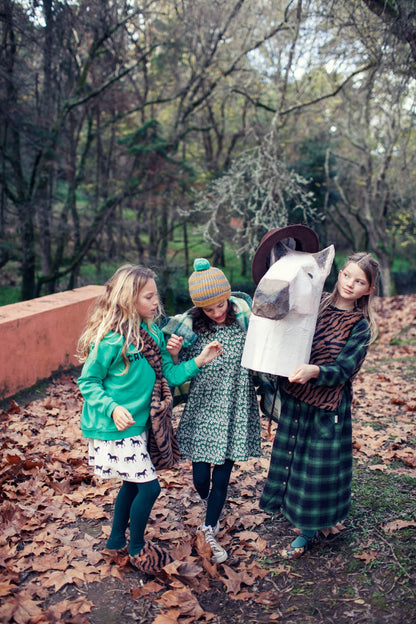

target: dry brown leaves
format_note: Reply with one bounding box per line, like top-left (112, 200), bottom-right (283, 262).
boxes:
top-left (0, 295), bottom-right (415, 623)
top-left (352, 294), bottom-right (416, 473)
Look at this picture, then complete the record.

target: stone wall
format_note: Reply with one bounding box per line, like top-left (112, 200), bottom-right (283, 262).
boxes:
top-left (0, 285), bottom-right (104, 400)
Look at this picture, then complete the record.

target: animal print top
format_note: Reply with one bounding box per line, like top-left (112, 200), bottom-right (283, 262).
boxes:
top-left (283, 304), bottom-right (367, 410)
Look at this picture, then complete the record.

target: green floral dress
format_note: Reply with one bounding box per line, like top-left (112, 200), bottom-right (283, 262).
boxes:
top-left (177, 322), bottom-right (261, 464)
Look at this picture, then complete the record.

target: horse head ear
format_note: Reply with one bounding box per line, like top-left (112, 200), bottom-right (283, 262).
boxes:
top-left (313, 245), bottom-right (335, 276)
top-left (269, 242), bottom-right (291, 265)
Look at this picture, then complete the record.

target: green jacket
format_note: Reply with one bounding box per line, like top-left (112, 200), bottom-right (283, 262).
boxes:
top-left (78, 323), bottom-right (199, 441)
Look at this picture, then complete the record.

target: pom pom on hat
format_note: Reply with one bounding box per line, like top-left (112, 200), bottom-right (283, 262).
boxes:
top-left (189, 258), bottom-right (231, 307)
top-left (193, 258), bottom-right (211, 272)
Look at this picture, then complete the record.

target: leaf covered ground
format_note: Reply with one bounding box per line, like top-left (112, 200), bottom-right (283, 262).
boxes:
top-left (1, 295), bottom-right (416, 624)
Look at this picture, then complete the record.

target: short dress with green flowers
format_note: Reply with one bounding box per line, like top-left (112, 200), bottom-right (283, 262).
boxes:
top-left (177, 321), bottom-right (261, 464)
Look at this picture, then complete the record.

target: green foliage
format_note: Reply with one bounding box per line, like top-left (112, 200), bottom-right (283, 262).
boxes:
top-left (291, 131), bottom-right (340, 215)
top-left (393, 212), bottom-right (416, 248)
top-left (0, 286), bottom-right (20, 307)
top-left (351, 465), bottom-right (416, 525)
top-left (120, 120), bottom-right (168, 158)
top-left (0, 233), bottom-right (414, 310)
top-left (2, 0), bottom-right (416, 301)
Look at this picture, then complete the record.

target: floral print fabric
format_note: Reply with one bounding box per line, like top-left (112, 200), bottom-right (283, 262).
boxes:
top-left (177, 322), bottom-right (261, 464)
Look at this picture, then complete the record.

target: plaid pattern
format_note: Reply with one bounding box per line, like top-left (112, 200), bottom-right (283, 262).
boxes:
top-left (160, 293), bottom-right (253, 347)
top-left (260, 316), bottom-right (370, 530)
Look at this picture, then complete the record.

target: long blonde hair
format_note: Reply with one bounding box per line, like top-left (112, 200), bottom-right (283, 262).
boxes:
top-left (77, 264), bottom-right (161, 371)
top-left (322, 252), bottom-right (379, 343)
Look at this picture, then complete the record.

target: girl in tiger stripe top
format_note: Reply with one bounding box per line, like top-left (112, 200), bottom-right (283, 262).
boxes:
top-left (260, 252), bottom-right (379, 559)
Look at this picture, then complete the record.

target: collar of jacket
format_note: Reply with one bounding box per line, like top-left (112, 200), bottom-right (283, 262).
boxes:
top-left (160, 292), bottom-right (252, 347)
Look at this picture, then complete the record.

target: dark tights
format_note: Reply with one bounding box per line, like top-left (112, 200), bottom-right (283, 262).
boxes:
top-left (192, 459), bottom-right (234, 527)
top-left (107, 479), bottom-right (161, 557)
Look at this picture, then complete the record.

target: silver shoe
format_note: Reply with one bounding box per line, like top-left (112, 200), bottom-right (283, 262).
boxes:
top-left (197, 524), bottom-right (228, 563)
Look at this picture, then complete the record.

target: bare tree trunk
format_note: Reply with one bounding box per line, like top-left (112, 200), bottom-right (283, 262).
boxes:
top-left (378, 261), bottom-right (393, 297)
top-left (159, 199), bottom-right (169, 261)
top-left (241, 251), bottom-right (248, 278)
top-left (36, 0), bottom-right (55, 285)
top-left (18, 202), bottom-right (36, 300)
top-left (213, 244), bottom-right (225, 266)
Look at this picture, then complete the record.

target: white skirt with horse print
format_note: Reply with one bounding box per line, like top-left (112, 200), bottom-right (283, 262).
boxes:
top-left (88, 432), bottom-right (157, 483)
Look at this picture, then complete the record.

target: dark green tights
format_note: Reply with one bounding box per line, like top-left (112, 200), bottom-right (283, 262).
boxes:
top-left (106, 479), bottom-right (161, 557)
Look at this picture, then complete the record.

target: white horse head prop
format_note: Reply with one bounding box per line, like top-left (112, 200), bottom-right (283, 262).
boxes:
top-left (241, 242), bottom-right (335, 377)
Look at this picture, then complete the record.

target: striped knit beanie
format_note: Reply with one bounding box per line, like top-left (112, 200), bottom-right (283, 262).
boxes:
top-left (188, 258), bottom-right (231, 307)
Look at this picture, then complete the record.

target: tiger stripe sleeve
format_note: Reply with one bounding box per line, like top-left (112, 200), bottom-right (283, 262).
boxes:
top-left (315, 318), bottom-right (371, 388)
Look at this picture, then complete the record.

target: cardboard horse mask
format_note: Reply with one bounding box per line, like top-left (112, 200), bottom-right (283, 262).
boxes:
top-left (241, 229), bottom-right (334, 378)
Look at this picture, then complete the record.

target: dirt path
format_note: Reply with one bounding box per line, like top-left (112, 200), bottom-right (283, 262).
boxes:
top-left (1, 295), bottom-right (415, 623)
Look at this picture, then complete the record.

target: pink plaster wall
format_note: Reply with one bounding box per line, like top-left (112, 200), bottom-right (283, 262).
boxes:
top-left (0, 285), bottom-right (104, 400)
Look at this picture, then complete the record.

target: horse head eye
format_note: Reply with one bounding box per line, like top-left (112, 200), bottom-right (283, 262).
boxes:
top-left (308, 272), bottom-right (313, 279)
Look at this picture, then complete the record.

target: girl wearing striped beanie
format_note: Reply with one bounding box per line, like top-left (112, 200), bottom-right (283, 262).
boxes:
top-left (188, 258), bottom-right (232, 308)
top-left (165, 258), bottom-right (261, 565)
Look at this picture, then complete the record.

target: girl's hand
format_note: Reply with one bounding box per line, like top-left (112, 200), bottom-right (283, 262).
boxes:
top-left (167, 334), bottom-right (184, 356)
top-left (288, 364), bottom-right (320, 384)
top-left (194, 340), bottom-right (223, 368)
top-left (112, 405), bottom-right (135, 431)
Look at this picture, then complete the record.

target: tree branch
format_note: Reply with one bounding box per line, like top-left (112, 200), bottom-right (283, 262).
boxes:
top-left (233, 63), bottom-right (377, 116)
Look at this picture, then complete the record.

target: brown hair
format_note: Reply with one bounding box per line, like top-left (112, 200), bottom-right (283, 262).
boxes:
top-left (322, 252), bottom-right (379, 343)
top-left (190, 300), bottom-right (236, 334)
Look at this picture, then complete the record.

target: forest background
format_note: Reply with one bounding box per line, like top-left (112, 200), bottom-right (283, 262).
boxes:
top-left (1, 3), bottom-right (416, 623)
top-left (1, 0), bottom-right (416, 310)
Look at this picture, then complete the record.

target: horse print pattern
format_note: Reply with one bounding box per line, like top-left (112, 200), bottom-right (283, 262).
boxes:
top-left (88, 432), bottom-right (156, 482)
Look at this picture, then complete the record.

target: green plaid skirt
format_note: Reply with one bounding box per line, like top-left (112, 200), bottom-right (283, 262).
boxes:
top-left (259, 389), bottom-right (353, 530)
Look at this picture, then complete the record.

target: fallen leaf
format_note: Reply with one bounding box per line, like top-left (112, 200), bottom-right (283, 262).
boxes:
top-left (0, 579), bottom-right (18, 597)
top-left (1, 591), bottom-right (44, 624)
top-left (131, 580), bottom-right (165, 599)
top-left (382, 519), bottom-right (416, 533)
top-left (320, 522), bottom-right (346, 537)
top-left (353, 550), bottom-right (379, 564)
top-left (152, 609), bottom-right (181, 624)
top-left (157, 587), bottom-right (207, 620)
